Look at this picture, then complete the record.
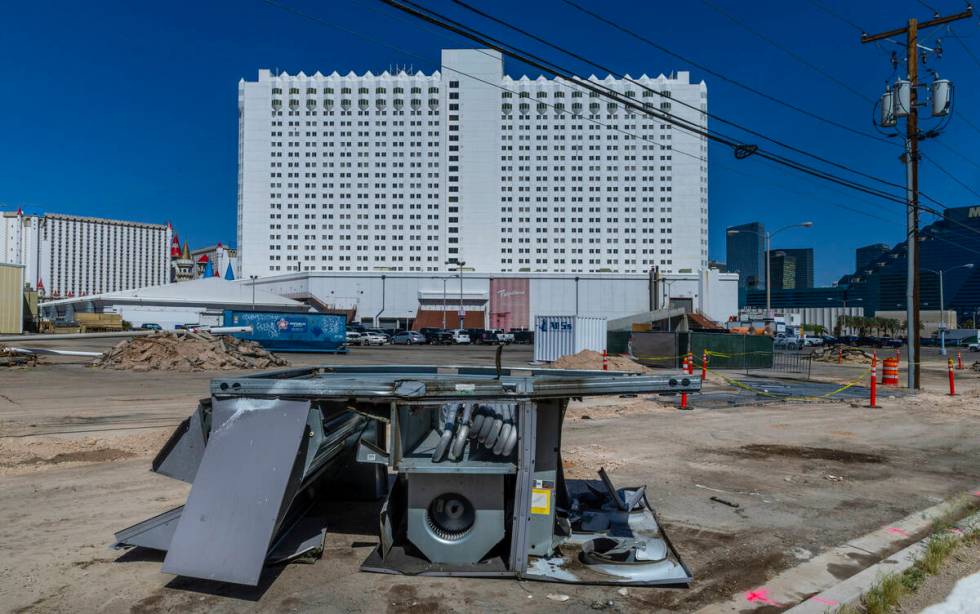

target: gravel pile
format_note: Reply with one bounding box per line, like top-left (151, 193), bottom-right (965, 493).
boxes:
top-left (93, 331), bottom-right (288, 372)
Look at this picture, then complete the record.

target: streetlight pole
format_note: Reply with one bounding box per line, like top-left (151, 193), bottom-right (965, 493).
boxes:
top-left (728, 222), bottom-right (813, 319)
top-left (922, 263), bottom-right (974, 355)
top-left (446, 260), bottom-right (466, 329)
top-left (442, 277), bottom-right (448, 329)
top-left (249, 275), bottom-right (257, 311)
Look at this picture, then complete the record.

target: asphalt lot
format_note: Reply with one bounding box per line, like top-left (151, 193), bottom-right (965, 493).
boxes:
top-left (0, 340), bottom-right (977, 612)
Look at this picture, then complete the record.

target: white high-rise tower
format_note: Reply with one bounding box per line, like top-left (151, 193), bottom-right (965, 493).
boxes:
top-left (237, 49), bottom-right (708, 277)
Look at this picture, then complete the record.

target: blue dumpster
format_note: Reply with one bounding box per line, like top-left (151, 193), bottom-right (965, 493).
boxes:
top-left (223, 310), bottom-right (347, 353)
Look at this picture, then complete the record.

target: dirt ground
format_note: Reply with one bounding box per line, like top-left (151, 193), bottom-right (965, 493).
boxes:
top-left (1, 341), bottom-right (978, 613)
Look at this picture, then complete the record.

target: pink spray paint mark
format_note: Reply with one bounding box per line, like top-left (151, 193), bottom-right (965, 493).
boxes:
top-left (973, 490), bottom-right (980, 497)
top-left (810, 596), bottom-right (840, 606)
top-left (745, 587), bottom-right (779, 606)
top-left (886, 527), bottom-right (909, 537)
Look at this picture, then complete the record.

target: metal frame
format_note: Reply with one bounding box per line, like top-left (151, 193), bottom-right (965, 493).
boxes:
top-left (210, 364), bottom-right (700, 400)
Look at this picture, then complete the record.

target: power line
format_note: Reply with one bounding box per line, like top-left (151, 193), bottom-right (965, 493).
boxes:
top-left (260, 0), bottom-right (980, 250)
top-left (559, 0), bottom-right (899, 149)
top-left (384, 0), bottom-right (980, 225)
top-left (450, 0), bottom-right (920, 199)
top-left (804, 0), bottom-right (866, 34)
top-left (922, 151), bottom-right (980, 199)
top-left (698, 0), bottom-right (875, 103)
top-left (915, 0), bottom-right (941, 17)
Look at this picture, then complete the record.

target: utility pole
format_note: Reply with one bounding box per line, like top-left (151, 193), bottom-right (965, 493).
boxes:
top-left (861, 6), bottom-right (973, 390)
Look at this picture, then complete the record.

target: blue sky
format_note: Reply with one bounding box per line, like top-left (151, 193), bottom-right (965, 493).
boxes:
top-left (2, 0), bottom-right (979, 284)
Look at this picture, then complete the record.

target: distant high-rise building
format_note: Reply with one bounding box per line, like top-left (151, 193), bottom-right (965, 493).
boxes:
top-left (855, 243), bottom-right (890, 273)
top-left (726, 222), bottom-right (765, 289)
top-left (770, 247), bottom-right (813, 289)
top-left (1, 210), bottom-right (171, 298)
top-left (768, 251), bottom-right (798, 290)
top-left (237, 49), bottom-right (709, 277)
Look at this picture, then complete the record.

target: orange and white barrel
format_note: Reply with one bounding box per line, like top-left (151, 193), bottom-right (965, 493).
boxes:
top-left (881, 357), bottom-right (899, 386)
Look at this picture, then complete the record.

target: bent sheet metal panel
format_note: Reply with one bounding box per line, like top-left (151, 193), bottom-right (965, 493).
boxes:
top-left (161, 397), bottom-right (311, 586)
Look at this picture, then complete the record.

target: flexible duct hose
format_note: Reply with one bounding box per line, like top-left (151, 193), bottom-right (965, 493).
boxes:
top-left (448, 403), bottom-right (473, 461)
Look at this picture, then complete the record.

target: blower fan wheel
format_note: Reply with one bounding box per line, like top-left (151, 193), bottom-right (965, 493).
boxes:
top-left (424, 493), bottom-right (476, 542)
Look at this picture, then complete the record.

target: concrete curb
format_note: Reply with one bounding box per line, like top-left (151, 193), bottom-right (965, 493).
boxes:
top-left (786, 510), bottom-right (980, 613)
top-left (696, 488), bottom-right (980, 613)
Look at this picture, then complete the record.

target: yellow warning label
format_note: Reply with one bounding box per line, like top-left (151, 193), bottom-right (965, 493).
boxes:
top-left (530, 487), bottom-right (552, 515)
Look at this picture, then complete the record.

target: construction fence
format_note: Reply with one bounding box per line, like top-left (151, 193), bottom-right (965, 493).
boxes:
top-left (624, 331), bottom-right (775, 371)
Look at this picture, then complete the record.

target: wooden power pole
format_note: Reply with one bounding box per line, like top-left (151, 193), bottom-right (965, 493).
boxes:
top-left (861, 7), bottom-right (973, 390)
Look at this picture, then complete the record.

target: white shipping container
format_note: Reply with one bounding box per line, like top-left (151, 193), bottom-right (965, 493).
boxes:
top-left (534, 315), bottom-right (607, 363)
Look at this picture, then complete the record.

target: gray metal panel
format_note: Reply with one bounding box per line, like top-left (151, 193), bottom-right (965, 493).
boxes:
top-left (527, 401), bottom-right (560, 557)
top-left (509, 400), bottom-right (537, 574)
top-left (161, 397), bottom-right (311, 586)
top-left (152, 403), bottom-right (207, 483)
top-left (114, 506), bottom-right (183, 552)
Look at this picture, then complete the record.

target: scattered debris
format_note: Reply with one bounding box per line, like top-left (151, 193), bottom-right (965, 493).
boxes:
top-left (0, 345), bottom-right (38, 368)
top-left (93, 331), bottom-right (288, 372)
top-left (617, 588), bottom-right (629, 597)
top-left (590, 599), bottom-right (615, 610)
top-left (552, 350), bottom-right (650, 372)
top-left (813, 346), bottom-right (874, 364)
top-left (547, 593), bottom-right (570, 602)
top-left (710, 496), bottom-right (740, 508)
top-left (824, 474), bottom-right (845, 482)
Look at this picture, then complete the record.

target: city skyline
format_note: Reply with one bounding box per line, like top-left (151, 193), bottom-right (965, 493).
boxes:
top-left (3, 1), bottom-right (980, 284)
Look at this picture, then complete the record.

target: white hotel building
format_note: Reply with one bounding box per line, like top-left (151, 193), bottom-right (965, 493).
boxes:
top-left (0, 211), bottom-right (171, 297)
top-left (238, 49), bottom-right (708, 278)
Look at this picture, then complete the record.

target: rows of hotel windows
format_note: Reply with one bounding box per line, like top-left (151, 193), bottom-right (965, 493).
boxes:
top-left (265, 102), bottom-right (442, 273)
top-left (42, 220), bottom-right (167, 295)
top-left (257, 80), bottom-right (705, 274)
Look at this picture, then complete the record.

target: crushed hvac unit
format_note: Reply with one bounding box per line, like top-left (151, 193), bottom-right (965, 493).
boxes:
top-left (114, 365), bottom-right (699, 587)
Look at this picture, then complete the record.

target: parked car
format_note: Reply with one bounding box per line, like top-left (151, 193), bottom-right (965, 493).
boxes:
top-left (392, 331), bottom-right (426, 345)
top-left (360, 332), bottom-right (388, 346)
top-left (837, 335), bottom-right (860, 346)
top-left (968, 341), bottom-right (980, 352)
top-left (879, 337), bottom-right (904, 348)
top-left (363, 328), bottom-right (391, 343)
top-left (801, 335), bottom-right (823, 347)
top-left (465, 328), bottom-right (488, 343)
top-left (419, 327), bottom-right (447, 344)
top-left (774, 335), bottom-right (802, 350)
top-left (448, 329), bottom-right (471, 344)
top-left (346, 331), bottom-right (365, 346)
top-left (139, 323), bottom-right (162, 330)
top-left (820, 335), bottom-right (838, 345)
top-left (510, 328), bottom-right (534, 344)
top-left (487, 329), bottom-right (514, 344)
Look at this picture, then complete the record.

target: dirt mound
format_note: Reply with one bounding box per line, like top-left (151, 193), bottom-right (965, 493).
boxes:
top-left (93, 331), bottom-right (288, 372)
top-left (551, 349), bottom-right (650, 372)
top-left (813, 346), bottom-right (875, 364)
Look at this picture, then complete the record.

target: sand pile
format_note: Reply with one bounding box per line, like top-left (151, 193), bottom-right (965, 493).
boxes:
top-left (93, 331), bottom-right (288, 372)
top-left (551, 349), bottom-right (650, 372)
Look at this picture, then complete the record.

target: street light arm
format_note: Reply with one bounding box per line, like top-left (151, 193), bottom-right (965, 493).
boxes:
top-left (771, 221), bottom-right (814, 237)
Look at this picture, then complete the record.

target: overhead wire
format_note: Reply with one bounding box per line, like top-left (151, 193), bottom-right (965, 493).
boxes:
top-left (922, 151), bottom-right (980, 199)
top-left (559, 0), bottom-right (899, 149)
top-left (259, 0), bottom-right (980, 258)
top-left (450, 0), bottom-right (922, 204)
top-left (382, 0), bottom-right (980, 235)
top-left (698, 0), bottom-right (876, 103)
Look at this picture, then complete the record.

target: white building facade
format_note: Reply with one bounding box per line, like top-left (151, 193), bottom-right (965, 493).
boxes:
top-left (238, 49), bottom-right (708, 277)
top-left (245, 269), bottom-right (737, 331)
top-left (0, 211), bottom-right (171, 297)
